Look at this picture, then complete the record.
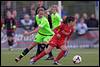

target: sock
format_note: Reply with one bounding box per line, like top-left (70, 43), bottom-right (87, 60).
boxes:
top-left (55, 50), bottom-right (66, 61)
top-left (34, 50), bottom-right (46, 62)
top-left (64, 50), bottom-right (69, 57)
top-left (19, 48), bottom-right (29, 59)
top-left (36, 44), bottom-right (42, 56)
top-left (48, 51), bottom-right (53, 57)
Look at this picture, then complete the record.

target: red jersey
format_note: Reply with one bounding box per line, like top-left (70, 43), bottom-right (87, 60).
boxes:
top-left (49, 22), bottom-right (74, 48)
top-left (54, 22), bottom-right (74, 41)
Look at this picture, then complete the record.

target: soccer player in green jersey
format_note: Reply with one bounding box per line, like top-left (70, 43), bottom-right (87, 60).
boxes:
top-left (15, 8), bottom-right (54, 62)
top-left (32, 5), bottom-right (62, 60)
top-left (30, 10), bottom-right (54, 60)
top-left (51, 5), bottom-right (61, 30)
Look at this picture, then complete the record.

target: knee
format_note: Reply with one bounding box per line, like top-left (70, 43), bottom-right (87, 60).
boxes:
top-left (44, 49), bottom-right (50, 54)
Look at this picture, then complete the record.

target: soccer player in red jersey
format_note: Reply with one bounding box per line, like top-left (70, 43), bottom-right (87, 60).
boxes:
top-left (30, 16), bottom-right (76, 65)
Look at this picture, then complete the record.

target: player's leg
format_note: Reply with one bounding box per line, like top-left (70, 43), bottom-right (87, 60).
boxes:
top-left (15, 33), bottom-right (43, 62)
top-left (30, 44), bottom-right (45, 59)
top-left (8, 37), bottom-right (14, 51)
top-left (45, 44), bottom-right (54, 60)
top-left (30, 45), bottom-right (54, 64)
top-left (30, 34), bottom-right (48, 59)
top-left (7, 32), bottom-right (14, 51)
top-left (54, 44), bottom-right (69, 65)
top-left (44, 36), bottom-right (54, 60)
top-left (15, 42), bottom-right (37, 62)
top-left (36, 44), bottom-right (45, 56)
top-left (35, 43), bottom-right (53, 60)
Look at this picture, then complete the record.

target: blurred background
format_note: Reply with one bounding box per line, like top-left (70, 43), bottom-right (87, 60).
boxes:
top-left (1, 1), bottom-right (99, 48)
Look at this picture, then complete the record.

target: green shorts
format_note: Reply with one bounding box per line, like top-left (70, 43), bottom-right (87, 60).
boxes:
top-left (34, 33), bottom-right (53, 43)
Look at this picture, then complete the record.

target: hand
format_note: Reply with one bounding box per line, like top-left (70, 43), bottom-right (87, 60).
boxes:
top-left (57, 34), bottom-right (61, 39)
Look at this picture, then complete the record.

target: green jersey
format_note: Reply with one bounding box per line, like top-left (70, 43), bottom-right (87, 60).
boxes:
top-left (51, 12), bottom-right (61, 30)
top-left (38, 16), bottom-right (54, 35)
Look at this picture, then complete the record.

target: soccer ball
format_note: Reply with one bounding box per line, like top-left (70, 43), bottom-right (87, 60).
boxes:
top-left (73, 55), bottom-right (82, 64)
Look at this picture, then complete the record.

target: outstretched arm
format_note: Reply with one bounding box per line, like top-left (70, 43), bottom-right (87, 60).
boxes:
top-left (24, 26), bottom-right (41, 35)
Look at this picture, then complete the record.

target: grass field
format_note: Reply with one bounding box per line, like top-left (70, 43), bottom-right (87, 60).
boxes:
top-left (1, 48), bottom-right (99, 66)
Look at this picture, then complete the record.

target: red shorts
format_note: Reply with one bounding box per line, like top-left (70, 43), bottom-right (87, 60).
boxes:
top-left (49, 35), bottom-right (65, 48)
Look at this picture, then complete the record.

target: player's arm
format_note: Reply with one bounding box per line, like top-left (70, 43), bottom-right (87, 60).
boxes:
top-left (61, 30), bottom-right (71, 36)
top-left (54, 26), bottom-right (60, 34)
top-left (54, 23), bottom-right (63, 34)
top-left (24, 19), bottom-right (46, 35)
top-left (54, 25), bottom-right (62, 39)
top-left (24, 26), bottom-right (41, 35)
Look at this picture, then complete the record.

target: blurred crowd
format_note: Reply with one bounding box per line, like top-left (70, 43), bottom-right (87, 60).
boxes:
top-left (1, 1), bottom-right (99, 49)
top-left (1, 1), bottom-right (99, 32)
top-left (74, 13), bottom-right (98, 36)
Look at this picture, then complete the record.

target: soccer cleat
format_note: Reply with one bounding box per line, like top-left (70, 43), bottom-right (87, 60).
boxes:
top-left (53, 61), bottom-right (61, 65)
top-left (29, 58), bottom-right (36, 64)
top-left (45, 56), bottom-right (54, 60)
top-left (9, 46), bottom-right (13, 51)
top-left (15, 57), bottom-right (21, 62)
top-left (64, 51), bottom-right (68, 57)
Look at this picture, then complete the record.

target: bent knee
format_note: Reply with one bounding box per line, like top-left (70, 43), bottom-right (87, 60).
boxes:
top-left (44, 49), bottom-right (51, 54)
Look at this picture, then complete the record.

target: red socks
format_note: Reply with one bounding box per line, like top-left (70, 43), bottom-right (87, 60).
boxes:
top-left (55, 50), bottom-right (65, 61)
top-left (33, 50), bottom-right (46, 62)
top-left (32, 50), bottom-right (66, 62)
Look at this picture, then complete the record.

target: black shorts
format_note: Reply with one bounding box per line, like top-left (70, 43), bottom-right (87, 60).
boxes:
top-left (6, 31), bottom-right (15, 37)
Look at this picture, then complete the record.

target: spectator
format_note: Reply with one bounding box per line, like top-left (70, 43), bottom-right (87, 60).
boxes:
top-left (12, 10), bottom-right (17, 18)
top-left (87, 14), bottom-right (98, 27)
top-left (74, 13), bottom-right (80, 23)
top-left (82, 13), bottom-right (89, 25)
top-left (30, 6), bottom-right (35, 21)
top-left (76, 18), bottom-right (88, 36)
top-left (30, 4), bottom-right (35, 11)
top-left (4, 1), bottom-right (12, 18)
top-left (20, 7), bottom-right (28, 19)
top-left (20, 14), bottom-right (34, 31)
